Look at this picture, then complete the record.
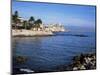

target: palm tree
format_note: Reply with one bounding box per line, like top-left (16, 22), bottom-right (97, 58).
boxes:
top-left (34, 19), bottom-right (42, 30)
top-left (28, 16), bottom-right (35, 28)
top-left (37, 19), bottom-right (42, 24)
top-left (23, 20), bottom-right (28, 29)
top-left (12, 11), bottom-right (19, 29)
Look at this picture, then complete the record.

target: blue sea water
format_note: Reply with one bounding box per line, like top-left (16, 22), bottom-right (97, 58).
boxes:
top-left (12, 26), bottom-right (96, 73)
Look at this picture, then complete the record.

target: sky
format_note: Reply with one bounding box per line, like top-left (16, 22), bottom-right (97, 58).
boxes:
top-left (12, 0), bottom-right (96, 28)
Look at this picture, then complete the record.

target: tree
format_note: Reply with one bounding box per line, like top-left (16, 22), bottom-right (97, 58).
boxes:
top-left (34, 19), bottom-right (42, 30)
top-left (37, 19), bottom-right (42, 24)
top-left (28, 16), bottom-right (35, 28)
top-left (23, 20), bottom-right (28, 29)
top-left (12, 11), bottom-right (19, 29)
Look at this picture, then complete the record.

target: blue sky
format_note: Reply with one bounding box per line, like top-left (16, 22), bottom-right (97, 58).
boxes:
top-left (12, 1), bottom-right (96, 28)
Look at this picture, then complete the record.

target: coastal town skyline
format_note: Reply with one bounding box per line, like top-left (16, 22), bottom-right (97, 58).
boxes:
top-left (12, 1), bottom-right (96, 28)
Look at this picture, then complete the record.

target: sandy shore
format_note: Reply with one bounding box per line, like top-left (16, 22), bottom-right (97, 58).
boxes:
top-left (12, 29), bottom-right (54, 37)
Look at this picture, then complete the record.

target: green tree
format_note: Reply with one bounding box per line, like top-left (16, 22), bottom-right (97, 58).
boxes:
top-left (37, 19), bottom-right (42, 24)
top-left (28, 16), bottom-right (35, 28)
top-left (12, 11), bottom-right (19, 29)
top-left (23, 20), bottom-right (28, 29)
top-left (34, 19), bottom-right (42, 30)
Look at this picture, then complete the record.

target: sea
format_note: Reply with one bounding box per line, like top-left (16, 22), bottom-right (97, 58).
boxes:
top-left (12, 26), bottom-right (96, 74)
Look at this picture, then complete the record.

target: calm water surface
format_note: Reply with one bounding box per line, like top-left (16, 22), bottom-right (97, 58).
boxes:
top-left (12, 26), bottom-right (96, 72)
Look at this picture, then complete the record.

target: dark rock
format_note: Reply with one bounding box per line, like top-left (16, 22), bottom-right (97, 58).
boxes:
top-left (56, 53), bottom-right (96, 72)
top-left (70, 53), bottom-right (96, 70)
top-left (15, 56), bottom-right (27, 64)
top-left (74, 34), bottom-right (88, 37)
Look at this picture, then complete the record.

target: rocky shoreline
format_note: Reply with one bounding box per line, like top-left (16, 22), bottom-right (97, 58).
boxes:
top-left (12, 29), bottom-right (54, 37)
top-left (57, 53), bottom-right (96, 71)
top-left (72, 53), bottom-right (96, 70)
top-left (13, 52), bottom-right (96, 74)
